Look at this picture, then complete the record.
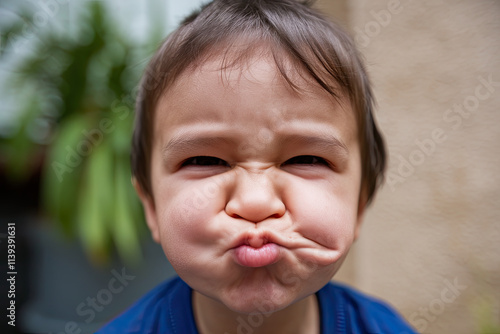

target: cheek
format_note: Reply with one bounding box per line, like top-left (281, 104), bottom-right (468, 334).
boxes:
top-left (154, 179), bottom-right (224, 263)
top-left (286, 180), bottom-right (359, 250)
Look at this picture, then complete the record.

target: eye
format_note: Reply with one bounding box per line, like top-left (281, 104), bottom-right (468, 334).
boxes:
top-left (282, 155), bottom-right (329, 166)
top-left (181, 156), bottom-right (230, 167)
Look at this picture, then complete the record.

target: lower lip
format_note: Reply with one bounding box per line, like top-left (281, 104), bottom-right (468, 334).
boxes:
top-left (233, 243), bottom-right (280, 267)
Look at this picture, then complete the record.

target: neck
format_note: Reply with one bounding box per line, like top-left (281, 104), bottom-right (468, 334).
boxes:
top-left (192, 292), bottom-right (320, 334)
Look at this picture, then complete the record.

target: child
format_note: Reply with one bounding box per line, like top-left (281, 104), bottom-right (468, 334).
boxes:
top-left (98, 0), bottom-right (416, 333)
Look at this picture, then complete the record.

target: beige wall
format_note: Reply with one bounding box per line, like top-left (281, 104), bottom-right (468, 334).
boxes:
top-left (317, 0), bottom-right (500, 333)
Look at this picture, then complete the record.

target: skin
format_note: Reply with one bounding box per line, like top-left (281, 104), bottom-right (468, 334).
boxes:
top-left (135, 51), bottom-right (366, 334)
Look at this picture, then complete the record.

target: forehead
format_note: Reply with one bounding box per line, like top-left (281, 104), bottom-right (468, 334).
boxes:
top-left (153, 51), bottom-right (358, 149)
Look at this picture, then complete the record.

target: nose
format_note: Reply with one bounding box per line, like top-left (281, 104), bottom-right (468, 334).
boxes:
top-left (225, 169), bottom-right (285, 223)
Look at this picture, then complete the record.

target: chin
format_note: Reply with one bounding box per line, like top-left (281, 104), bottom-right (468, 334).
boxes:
top-left (222, 295), bottom-right (291, 315)
top-left (220, 280), bottom-right (306, 315)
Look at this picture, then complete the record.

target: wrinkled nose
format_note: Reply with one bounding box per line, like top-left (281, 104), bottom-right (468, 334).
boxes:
top-left (225, 169), bottom-right (285, 223)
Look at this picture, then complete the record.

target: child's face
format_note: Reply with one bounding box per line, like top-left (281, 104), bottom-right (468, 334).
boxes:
top-left (139, 52), bottom-right (365, 314)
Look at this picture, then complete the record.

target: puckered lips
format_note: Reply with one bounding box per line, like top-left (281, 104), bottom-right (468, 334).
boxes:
top-left (231, 233), bottom-right (281, 268)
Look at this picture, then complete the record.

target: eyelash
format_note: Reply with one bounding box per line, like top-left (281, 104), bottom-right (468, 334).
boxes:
top-left (281, 155), bottom-right (329, 166)
top-left (181, 156), bottom-right (230, 167)
top-left (180, 155), bottom-right (329, 168)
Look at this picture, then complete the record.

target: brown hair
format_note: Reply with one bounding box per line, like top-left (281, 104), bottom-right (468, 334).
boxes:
top-left (132, 0), bottom-right (386, 205)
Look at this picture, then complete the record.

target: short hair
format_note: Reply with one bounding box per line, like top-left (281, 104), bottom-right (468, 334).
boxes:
top-left (132, 0), bottom-right (386, 205)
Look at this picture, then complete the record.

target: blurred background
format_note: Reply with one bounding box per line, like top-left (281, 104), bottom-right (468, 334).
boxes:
top-left (0, 0), bottom-right (498, 333)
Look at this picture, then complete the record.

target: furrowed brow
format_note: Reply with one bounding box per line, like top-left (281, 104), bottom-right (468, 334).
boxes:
top-left (162, 136), bottom-right (232, 159)
top-left (285, 134), bottom-right (350, 160)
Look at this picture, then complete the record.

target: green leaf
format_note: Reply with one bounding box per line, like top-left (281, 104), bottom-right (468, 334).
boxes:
top-left (77, 138), bottom-right (114, 264)
top-left (113, 157), bottom-right (142, 264)
top-left (1, 0), bottom-right (161, 264)
top-left (110, 103), bottom-right (134, 155)
top-left (42, 113), bottom-right (90, 236)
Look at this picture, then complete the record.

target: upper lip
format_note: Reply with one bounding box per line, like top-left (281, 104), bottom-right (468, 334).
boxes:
top-left (230, 230), bottom-right (283, 249)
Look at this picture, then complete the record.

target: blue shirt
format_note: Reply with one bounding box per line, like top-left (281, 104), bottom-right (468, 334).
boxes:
top-left (96, 276), bottom-right (416, 334)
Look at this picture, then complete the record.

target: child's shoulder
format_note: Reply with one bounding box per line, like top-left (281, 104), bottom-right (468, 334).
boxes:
top-left (95, 276), bottom-right (196, 334)
top-left (319, 281), bottom-right (417, 333)
top-left (96, 277), bottom-right (416, 334)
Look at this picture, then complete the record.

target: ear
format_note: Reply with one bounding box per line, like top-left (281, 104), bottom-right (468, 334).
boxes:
top-left (354, 188), bottom-right (368, 241)
top-left (132, 178), bottom-right (161, 243)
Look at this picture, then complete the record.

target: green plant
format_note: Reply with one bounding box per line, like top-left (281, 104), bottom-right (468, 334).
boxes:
top-left (0, 1), bottom-right (161, 264)
top-left (472, 290), bottom-right (500, 334)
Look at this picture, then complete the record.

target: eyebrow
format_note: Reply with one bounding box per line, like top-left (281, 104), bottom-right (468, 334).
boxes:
top-left (161, 132), bottom-right (349, 161)
top-left (282, 133), bottom-right (349, 160)
top-left (162, 136), bottom-right (233, 159)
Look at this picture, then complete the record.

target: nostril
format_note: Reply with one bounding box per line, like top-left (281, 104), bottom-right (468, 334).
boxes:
top-left (226, 210), bottom-right (283, 221)
top-left (225, 202), bottom-right (286, 222)
top-left (227, 211), bottom-right (246, 220)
